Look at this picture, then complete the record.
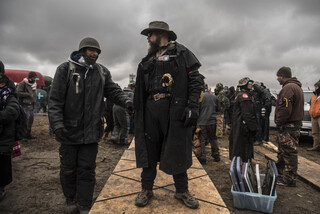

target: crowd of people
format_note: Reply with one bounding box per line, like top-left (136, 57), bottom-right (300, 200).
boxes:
top-left (0, 20), bottom-right (319, 213)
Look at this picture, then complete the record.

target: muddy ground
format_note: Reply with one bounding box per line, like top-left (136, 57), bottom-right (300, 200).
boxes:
top-left (0, 115), bottom-right (319, 214)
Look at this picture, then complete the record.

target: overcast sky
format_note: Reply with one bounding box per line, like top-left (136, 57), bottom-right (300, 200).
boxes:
top-left (1, 0), bottom-right (319, 91)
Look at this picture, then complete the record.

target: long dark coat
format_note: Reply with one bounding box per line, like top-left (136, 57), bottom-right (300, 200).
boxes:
top-left (134, 43), bottom-right (203, 175)
top-left (229, 90), bottom-right (257, 162)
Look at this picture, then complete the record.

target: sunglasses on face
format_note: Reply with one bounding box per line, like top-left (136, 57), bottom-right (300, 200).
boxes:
top-left (147, 32), bottom-right (153, 38)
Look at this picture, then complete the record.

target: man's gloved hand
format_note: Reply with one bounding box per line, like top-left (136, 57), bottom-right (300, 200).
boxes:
top-left (54, 128), bottom-right (68, 141)
top-left (126, 101), bottom-right (134, 115)
top-left (181, 104), bottom-right (199, 127)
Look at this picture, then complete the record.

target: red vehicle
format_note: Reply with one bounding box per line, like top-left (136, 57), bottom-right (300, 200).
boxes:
top-left (5, 69), bottom-right (45, 86)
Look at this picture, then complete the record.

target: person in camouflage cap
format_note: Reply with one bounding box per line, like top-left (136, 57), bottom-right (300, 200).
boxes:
top-left (215, 83), bottom-right (230, 137)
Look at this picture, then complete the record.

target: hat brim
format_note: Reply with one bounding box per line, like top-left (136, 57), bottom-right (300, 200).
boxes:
top-left (141, 28), bottom-right (177, 41)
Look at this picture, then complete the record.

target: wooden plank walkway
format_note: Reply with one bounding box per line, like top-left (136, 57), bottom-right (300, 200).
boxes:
top-left (90, 140), bottom-right (230, 214)
top-left (254, 145), bottom-right (320, 190)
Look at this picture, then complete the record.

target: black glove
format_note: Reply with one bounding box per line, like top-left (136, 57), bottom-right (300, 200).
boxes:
top-left (181, 105), bottom-right (199, 127)
top-left (126, 101), bottom-right (134, 116)
top-left (55, 128), bottom-right (68, 141)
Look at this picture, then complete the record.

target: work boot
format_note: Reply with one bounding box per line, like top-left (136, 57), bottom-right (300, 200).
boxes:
top-left (78, 206), bottom-right (90, 214)
top-left (307, 146), bottom-right (319, 151)
top-left (277, 178), bottom-right (296, 187)
top-left (109, 134), bottom-right (118, 144)
top-left (135, 189), bottom-right (153, 207)
top-left (0, 186), bottom-right (6, 201)
top-left (64, 198), bottom-right (77, 214)
top-left (213, 155), bottom-right (220, 162)
top-left (197, 157), bottom-right (207, 165)
top-left (174, 191), bottom-right (199, 209)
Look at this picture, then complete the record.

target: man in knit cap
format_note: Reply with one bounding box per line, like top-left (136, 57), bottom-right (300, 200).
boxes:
top-left (275, 66), bottom-right (304, 187)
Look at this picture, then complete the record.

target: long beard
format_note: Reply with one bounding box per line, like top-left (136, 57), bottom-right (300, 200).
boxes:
top-left (148, 37), bottom-right (161, 54)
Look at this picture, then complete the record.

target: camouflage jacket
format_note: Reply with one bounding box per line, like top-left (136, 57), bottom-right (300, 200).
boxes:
top-left (217, 90), bottom-right (230, 114)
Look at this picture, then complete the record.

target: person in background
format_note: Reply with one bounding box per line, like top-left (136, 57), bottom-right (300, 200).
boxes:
top-left (197, 84), bottom-right (221, 164)
top-left (226, 86), bottom-right (236, 129)
top-left (134, 21), bottom-right (203, 209)
top-left (275, 66), bottom-right (304, 187)
top-left (48, 37), bottom-right (132, 214)
top-left (0, 71), bottom-right (20, 201)
top-left (260, 82), bottom-right (272, 142)
top-left (307, 80), bottom-right (320, 151)
top-left (16, 71), bottom-right (37, 140)
top-left (229, 77), bottom-right (257, 162)
top-left (102, 99), bottom-right (114, 140)
top-left (215, 83), bottom-right (230, 138)
top-left (110, 85), bottom-right (134, 145)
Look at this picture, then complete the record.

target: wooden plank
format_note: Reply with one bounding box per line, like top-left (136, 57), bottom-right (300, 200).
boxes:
top-left (254, 145), bottom-right (320, 190)
top-left (90, 139), bottom-right (230, 214)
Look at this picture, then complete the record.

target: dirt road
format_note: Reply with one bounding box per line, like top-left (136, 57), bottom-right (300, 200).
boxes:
top-left (0, 116), bottom-right (319, 213)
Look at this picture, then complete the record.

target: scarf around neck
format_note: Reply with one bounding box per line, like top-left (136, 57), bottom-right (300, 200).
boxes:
top-left (23, 78), bottom-right (37, 90)
top-left (0, 85), bottom-right (14, 110)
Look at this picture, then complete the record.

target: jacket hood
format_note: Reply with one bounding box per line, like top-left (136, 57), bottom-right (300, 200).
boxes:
top-left (68, 51), bottom-right (91, 68)
top-left (283, 77), bottom-right (302, 88)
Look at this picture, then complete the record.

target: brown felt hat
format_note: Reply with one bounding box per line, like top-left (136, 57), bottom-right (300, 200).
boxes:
top-left (277, 66), bottom-right (292, 78)
top-left (141, 21), bottom-right (177, 41)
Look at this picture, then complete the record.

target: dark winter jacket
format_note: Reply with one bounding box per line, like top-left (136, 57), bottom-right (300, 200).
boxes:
top-left (275, 78), bottom-right (304, 126)
top-left (16, 80), bottom-right (37, 105)
top-left (134, 42), bottom-right (203, 175)
top-left (0, 95), bottom-right (19, 155)
top-left (48, 51), bottom-right (130, 144)
top-left (229, 89), bottom-right (257, 162)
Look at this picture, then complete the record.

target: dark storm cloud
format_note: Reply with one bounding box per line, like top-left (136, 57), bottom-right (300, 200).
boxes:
top-left (0, 0), bottom-right (319, 90)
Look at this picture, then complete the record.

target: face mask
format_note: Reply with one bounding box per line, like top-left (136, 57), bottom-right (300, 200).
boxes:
top-left (28, 79), bottom-right (35, 84)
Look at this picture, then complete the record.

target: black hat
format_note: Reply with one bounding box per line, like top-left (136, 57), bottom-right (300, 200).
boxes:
top-left (314, 80), bottom-right (320, 88)
top-left (141, 21), bottom-right (177, 41)
top-left (277, 66), bottom-right (292, 78)
top-left (0, 73), bottom-right (9, 84)
top-left (28, 71), bottom-right (37, 78)
top-left (0, 60), bottom-right (5, 74)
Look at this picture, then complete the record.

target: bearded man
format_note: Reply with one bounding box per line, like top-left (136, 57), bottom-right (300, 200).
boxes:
top-left (133, 21), bottom-right (204, 209)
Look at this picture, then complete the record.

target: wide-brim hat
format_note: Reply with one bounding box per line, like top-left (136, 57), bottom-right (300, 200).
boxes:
top-left (141, 21), bottom-right (177, 41)
top-left (238, 77), bottom-right (253, 87)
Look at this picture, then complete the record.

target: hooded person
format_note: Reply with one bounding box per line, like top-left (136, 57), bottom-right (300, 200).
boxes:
top-left (0, 60), bottom-right (16, 92)
top-left (0, 72), bottom-right (20, 201)
top-left (48, 37), bottom-right (132, 213)
top-left (275, 66), bottom-right (304, 187)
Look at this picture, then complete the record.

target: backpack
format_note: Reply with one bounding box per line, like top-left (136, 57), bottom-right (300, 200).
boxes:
top-left (15, 105), bottom-right (27, 141)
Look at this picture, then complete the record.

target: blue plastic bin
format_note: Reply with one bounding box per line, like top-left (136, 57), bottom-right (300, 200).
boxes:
top-left (231, 174), bottom-right (277, 213)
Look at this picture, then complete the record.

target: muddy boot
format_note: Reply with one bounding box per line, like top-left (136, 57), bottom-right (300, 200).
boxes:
top-left (78, 206), bottom-right (90, 214)
top-left (64, 198), bottom-right (77, 214)
top-left (0, 186), bottom-right (6, 201)
top-left (175, 191), bottom-right (199, 209)
top-left (135, 189), bottom-right (153, 207)
top-left (109, 134), bottom-right (118, 144)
